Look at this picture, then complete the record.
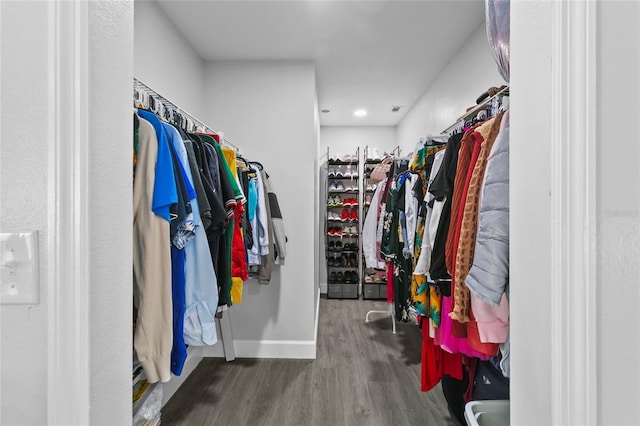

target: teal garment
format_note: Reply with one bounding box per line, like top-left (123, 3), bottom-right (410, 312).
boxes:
top-left (248, 178), bottom-right (258, 221)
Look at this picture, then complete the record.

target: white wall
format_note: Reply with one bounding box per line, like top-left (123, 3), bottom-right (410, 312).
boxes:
top-left (396, 22), bottom-right (504, 154)
top-left (511, 1), bottom-right (640, 424)
top-left (318, 126), bottom-right (397, 293)
top-left (134, 0), bottom-right (206, 118)
top-left (203, 60), bottom-right (319, 358)
top-left (596, 2), bottom-right (640, 424)
top-left (0, 1), bottom-right (133, 425)
top-left (0, 3), bottom-right (51, 424)
top-left (88, 2), bottom-right (135, 424)
top-left (510, 1), bottom-right (554, 423)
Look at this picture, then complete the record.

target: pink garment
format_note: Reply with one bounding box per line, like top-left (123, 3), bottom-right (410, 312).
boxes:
top-left (471, 292), bottom-right (509, 344)
top-left (436, 296), bottom-right (491, 360)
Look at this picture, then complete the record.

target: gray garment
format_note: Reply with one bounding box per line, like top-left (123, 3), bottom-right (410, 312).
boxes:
top-left (466, 113), bottom-right (510, 306)
top-left (264, 172), bottom-right (287, 265)
top-left (258, 170), bottom-right (275, 284)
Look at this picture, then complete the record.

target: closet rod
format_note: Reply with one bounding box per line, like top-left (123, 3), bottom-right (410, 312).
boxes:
top-left (133, 77), bottom-right (240, 153)
top-left (441, 85), bottom-right (509, 134)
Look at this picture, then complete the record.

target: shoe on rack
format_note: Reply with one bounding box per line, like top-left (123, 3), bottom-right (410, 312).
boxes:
top-left (350, 210), bottom-right (358, 221)
top-left (335, 196), bottom-right (343, 206)
top-left (335, 182), bottom-right (345, 192)
top-left (327, 256), bottom-right (334, 266)
top-left (370, 148), bottom-right (382, 161)
top-left (336, 272), bottom-right (344, 283)
top-left (341, 254), bottom-right (349, 267)
top-left (364, 274), bottom-right (373, 283)
top-left (334, 227), bottom-right (342, 237)
top-left (329, 182), bottom-right (338, 192)
top-left (344, 272), bottom-right (352, 284)
top-left (341, 209), bottom-right (350, 222)
top-left (335, 241), bottom-right (342, 251)
top-left (330, 272), bottom-right (337, 283)
top-left (328, 168), bottom-right (336, 178)
top-left (328, 241), bottom-right (335, 251)
top-left (349, 253), bottom-right (357, 266)
top-left (330, 152), bottom-right (342, 162)
top-left (335, 166), bottom-right (344, 178)
top-left (351, 271), bottom-right (359, 283)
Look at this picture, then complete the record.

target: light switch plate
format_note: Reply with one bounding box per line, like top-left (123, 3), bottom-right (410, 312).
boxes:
top-left (0, 232), bottom-right (39, 305)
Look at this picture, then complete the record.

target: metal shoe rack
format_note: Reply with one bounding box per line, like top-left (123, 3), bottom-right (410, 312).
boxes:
top-left (326, 148), bottom-right (360, 299)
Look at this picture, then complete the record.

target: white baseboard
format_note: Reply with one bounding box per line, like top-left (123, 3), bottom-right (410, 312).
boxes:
top-left (315, 286), bottom-right (321, 344)
top-left (233, 339), bottom-right (316, 359)
top-left (202, 339), bottom-right (316, 359)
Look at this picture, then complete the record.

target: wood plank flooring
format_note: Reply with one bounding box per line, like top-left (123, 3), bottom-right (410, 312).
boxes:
top-left (162, 296), bottom-right (458, 425)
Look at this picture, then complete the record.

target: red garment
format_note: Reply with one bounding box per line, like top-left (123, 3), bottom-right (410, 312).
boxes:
top-left (386, 261), bottom-right (394, 302)
top-left (231, 203), bottom-right (248, 282)
top-left (445, 125), bottom-right (482, 274)
top-left (450, 130), bottom-right (484, 337)
top-left (421, 318), bottom-right (463, 392)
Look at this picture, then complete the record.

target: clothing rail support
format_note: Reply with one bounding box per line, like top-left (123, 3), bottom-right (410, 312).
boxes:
top-left (365, 302), bottom-right (396, 334)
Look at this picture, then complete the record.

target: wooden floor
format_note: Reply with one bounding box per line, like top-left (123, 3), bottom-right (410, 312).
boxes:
top-left (162, 296), bottom-right (458, 426)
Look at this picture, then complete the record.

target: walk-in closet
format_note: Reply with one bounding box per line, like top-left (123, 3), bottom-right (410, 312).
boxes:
top-left (1, 1), bottom-right (640, 425)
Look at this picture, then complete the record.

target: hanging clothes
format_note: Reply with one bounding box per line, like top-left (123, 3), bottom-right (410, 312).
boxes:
top-left (133, 113), bottom-right (174, 384)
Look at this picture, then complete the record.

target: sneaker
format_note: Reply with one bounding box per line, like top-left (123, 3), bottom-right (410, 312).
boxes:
top-left (331, 152), bottom-right (342, 162)
top-left (335, 182), bottom-right (345, 192)
top-left (336, 272), bottom-right (344, 283)
top-left (328, 182), bottom-right (338, 192)
top-left (350, 210), bottom-right (358, 221)
top-left (341, 209), bottom-right (350, 222)
top-left (344, 272), bottom-right (352, 284)
top-left (351, 271), bottom-right (359, 283)
top-left (330, 272), bottom-right (337, 282)
top-left (335, 241), bottom-right (343, 251)
top-left (335, 196), bottom-right (343, 206)
top-left (334, 227), bottom-right (342, 237)
top-left (328, 168), bottom-right (336, 178)
top-left (335, 166), bottom-right (344, 178)
top-left (327, 256), bottom-right (334, 266)
top-left (341, 254), bottom-right (349, 267)
top-left (349, 253), bottom-right (357, 266)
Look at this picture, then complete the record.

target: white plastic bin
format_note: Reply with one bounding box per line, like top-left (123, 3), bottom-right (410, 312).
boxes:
top-left (464, 400), bottom-right (510, 426)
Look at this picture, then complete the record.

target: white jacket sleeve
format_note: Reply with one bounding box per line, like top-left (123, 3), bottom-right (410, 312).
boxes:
top-left (413, 151), bottom-right (446, 276)
top-left (363, 178), bottom-right (386, 268)
top-left (405, 174), bottom-right (420, 254)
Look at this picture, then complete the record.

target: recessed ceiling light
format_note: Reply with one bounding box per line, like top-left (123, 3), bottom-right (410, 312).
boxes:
top-left (321, 109), bottom-right (330, 113)
top-left (354, 109), bottom-right (367, 117)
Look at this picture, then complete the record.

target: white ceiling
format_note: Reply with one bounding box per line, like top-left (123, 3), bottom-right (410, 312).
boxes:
top-left (156, 0), bottom-right (485, 127)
